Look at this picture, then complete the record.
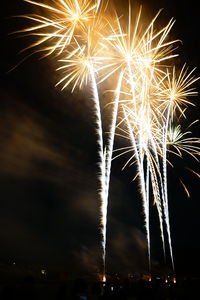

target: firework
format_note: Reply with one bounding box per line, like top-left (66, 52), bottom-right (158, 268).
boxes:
top-left (13, 0), bottom-right (200, 276)
top-left (114, 62), bottom-right (199, 271)
top-left (55, 16), bottom-right (109, 273)
top-left (167, 122), bottom-right (200, 197)
top-left (98, 5), bottom-right (179, 271)
top-left (14, 0), bottom-right (98, 56)
top-left (14, 0), bottom-right (108, 274)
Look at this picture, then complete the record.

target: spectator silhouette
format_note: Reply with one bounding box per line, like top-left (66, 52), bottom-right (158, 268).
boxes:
top-left (73, 278), bottom-right (88, 300)
top-left (136, 279), bottom-right (153, 300)
top-left (1, 283), bottom-right (17, 300)
top-left (17, 275), bottom-right (37, 300)
top-left (90, 282), bottom-right (102, 300)
top-left (57, 283), bottom-right (67, 299)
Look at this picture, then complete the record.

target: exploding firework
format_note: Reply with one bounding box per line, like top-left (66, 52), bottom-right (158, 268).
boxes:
top-left (14, 0), bottom-right (98, 56)
top-left (54, 13), bottom-right (110, 275)
top-left (13, 0), bottom-right (200, 276)
top-left (98, 5), bottom-right (179, 272)
top-left (113, 63), bottom-right (199, 271)
top-left (14, 0), bottom-right (109, 274)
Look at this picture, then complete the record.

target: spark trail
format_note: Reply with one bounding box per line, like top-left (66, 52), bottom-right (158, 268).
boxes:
top-left (55, 28), bottom-right (108, 274)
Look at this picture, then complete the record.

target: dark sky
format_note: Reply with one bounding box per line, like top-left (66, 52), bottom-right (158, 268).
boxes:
top-left (1, 0), bottom-right (200, 277)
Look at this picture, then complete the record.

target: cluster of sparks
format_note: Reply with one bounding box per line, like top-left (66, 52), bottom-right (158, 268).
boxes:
top-left (15, 0), bottom-right (200, 277)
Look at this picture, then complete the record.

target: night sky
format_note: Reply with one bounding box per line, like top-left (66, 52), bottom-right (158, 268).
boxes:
top-left (1, 0), bottom-right (200, 277)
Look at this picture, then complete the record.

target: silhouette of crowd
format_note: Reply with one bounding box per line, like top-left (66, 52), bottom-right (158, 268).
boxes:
top-left (0, 275), bottom-right (200, 299)
top-left (72, 277), bottom-right (200, 300)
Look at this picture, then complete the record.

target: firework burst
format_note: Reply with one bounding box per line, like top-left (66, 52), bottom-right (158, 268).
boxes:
top-left (13, 0), bottom-right (200, 277)
top-left (14, 0), bottom-right (98, 56)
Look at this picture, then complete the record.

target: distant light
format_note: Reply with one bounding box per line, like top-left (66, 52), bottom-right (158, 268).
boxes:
top-left (41, 269), bottom-right (46, 275)
top-left (13, 262), bottom-right (16, 265)
top-left (173, 277), bottom-right (176, 284)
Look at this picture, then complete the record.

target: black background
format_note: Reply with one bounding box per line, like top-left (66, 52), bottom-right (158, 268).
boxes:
top-left (1, 0), bottom-right (200, 277)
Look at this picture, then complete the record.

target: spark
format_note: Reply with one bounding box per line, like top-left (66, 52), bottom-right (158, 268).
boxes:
top-left (167, 124), bottom-right (200, 199)
top-left (156, 65), bottom-right (199, 117)
top-left (15, 0), bottom-right (98, 56)
top-left (179, 179), bottom-right (190, 198)
top-left (167, 124), bottom-right (200, 160)
top-left (55, 13), bottom-right (106, 90)
top-left (186, 168), bottom-right (200, 179)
